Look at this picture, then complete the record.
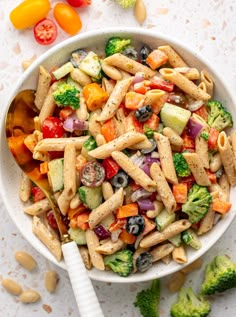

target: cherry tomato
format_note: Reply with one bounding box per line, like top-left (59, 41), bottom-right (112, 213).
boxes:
top-left (42, 117), bottom-right (64, 138)
top-left (46, 210), bottom-right (58, 231)
top-left (53, 3), bottom-right (82, 35)
top-left (33, 18), bottom-right (57, 45)
top-left (10, 0), bottom-right (50, 30)
top-left (81, 161), bottom-right (105, 187)
top-left (31, 186), bottom-right (46, 202)
top-left (66, 0), bottom-right (91, 7)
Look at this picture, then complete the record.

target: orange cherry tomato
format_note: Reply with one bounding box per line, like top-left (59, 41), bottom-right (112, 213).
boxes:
top-left (9, 0), bottom-right (50, 30)
top-left (53, 3), bottom-right (82, 35)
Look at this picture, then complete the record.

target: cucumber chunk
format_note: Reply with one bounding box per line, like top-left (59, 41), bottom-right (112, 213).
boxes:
top-left (47, 158), bottom-right (64, 193)
top-left (78, 186), bottom-right (103, 210)
top-left (168, 233), bottom-right (182, 247)
top-left (155, 208), bottom-right (176, 231)
top-left (68, 227), bottom-right (87, 245)
top-left (182, 228), bottom-right (201, 250)
top-left (52, 62), bottom-right (74, 80)
top-left (79, 51), bottom-right (101, 79)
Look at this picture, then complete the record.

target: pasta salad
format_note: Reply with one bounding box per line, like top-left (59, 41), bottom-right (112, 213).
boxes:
top-left (14, 37), bottom-right (236, 277)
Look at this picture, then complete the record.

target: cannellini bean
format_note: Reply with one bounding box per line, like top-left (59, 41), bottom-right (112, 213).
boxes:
top-left (1, 278), bottom-right (23, 295)
top-left (19, 290), bottom-right (41, 304)
top-left (167, 271), bottom-right (186, 292)
top-left (134, 0), bottom-right (147, 24)
top-left (45, 270), bottom-right (59, 293)
top-left (15, 251), bottom-right (37, 271)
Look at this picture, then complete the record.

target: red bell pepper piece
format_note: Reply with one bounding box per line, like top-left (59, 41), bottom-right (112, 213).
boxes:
top-left (102, 157), bottom-right (120, 179)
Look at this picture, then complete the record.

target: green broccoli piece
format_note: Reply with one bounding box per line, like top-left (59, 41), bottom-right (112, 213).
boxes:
top-left (134, 279), bottom-right (160, 317)
top-left (115, 0), bottom-right (136, 9)
top-left (182, 184), bottom-right (212, 223)
top-left (207, 100), bottom-right (233, 131)
top-left (104, 249), bottom-right (133, 277)
top-left (170, 287), bottom-right (211, 317)
top-left (173, 153), bottom-right (191, 177)
top-left (200, 131), bottom-right (209, 140)
top-left (201, 255), bottom-right (236, 295)
top-left (105, 37), bottom-right (131, 57)
top-left (53, 82), bottom-right (80, 110)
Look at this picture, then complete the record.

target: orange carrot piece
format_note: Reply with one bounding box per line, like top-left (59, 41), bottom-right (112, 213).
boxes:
top-left (142, 216), bottom-right (156, 235)
top-left (83, 82), bottom-right (109, 111)
top-left (8, 135), bottom-right (32, 165)
top-left (124, 91), bottom-right (145, 110)
top-left (116, 203), bottom-right (139, 219)
top-left (206, 170), bottom-right (217, 184)
top-left (212, 198), bottom-right (232, 214)
top-left (172, 183), bottom-right (188, 204)
top-left (146, 49), bottom-right (168, 70)
top-left (68, 204), bottom-right (88, 220)
top-left (76, 212), bottom-right (90, 230)
top-left (133, 81), bottom-right (150, 94)
top-left (75, 154), bottom-right (87, 172)
top-left (119, 229), bottom-right (136, 244)
top-left (39, 161), bottom-right (48, 175)
top-left (109, 218), bottom-right (127, 232)
top-left (101, 118), bottom-right (117, 142)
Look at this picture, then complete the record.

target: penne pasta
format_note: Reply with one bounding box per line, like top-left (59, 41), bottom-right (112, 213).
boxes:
top-left (35, 65), bottom-right (51, 110)
top-left (198, 206), bottom-right (215, 235)
top-left (162, 127), bottom-right (183, 151)
top-left (172, 245), bottom-right (187, 264)
top-left (24, 198), bottom-right (51, 216)
top-left (95, 239), bottom-right (125, 255)
top-left (39, 82), bottom-right (58, 123)
top-left (195, 127), bottom-right (209, 169)
top-left (34, 136), bottom-right (89, 152)
top-left (86, 229), bottom-right (105, 270)
top-left (150, 243), bottom-right (174, 262)
top-left (63, 144), bottom-right (77, 200)
top-left (174, 67), bottom-right (200, 80)
top-left (200, 70), bottom-right (214, 97)
top-left (19, 173), bottom-right (32, 202)
top-left (158, 45), bottom-right (188, 67)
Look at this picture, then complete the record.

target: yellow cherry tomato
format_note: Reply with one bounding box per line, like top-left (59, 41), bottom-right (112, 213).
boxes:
top-left (9, 0), bottom-right (50, 30)
top-left (53, 3), bottom-right (82, 35)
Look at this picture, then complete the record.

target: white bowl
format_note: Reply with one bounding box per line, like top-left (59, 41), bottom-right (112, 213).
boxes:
top-left (0, 28), bottom-right (235, 283)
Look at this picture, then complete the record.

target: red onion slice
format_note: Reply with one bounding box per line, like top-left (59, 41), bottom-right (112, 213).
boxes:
top-left (187, 117), bottom-right (203, 139)
top-left (137, 199), bottom-right (155, 210)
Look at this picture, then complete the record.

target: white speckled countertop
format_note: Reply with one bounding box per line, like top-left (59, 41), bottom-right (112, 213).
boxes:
top-left (0, 0), bottom-right (236, 316)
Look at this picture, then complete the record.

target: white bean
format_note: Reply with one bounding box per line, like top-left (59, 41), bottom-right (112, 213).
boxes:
top-left (2, 278), bottom-right (22, 295)
top-left (15, 251), bottom-right (37, 271)
top-left (45, 270), bottom-right (59, 293)
top-left (19, 290), bottom-right (41, 303)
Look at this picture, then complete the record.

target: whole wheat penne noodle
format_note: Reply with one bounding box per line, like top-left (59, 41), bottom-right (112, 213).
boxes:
top-left (161, 254), bottom-right (172, 265)
top-left (154, 133), bottom-right (178, 184)
top-left (34, 136), bottom-right (89, 152)
top-left (33, 150), bottom-right (50, 161)
top-left (167, 271), bottom-right (186, 292)
top-left (150, 163), bottom-right (177, 213)
top-left (39, 82), bottom-right (58, 123)
top-left (102, 181), bottom-right (114, 200)
top-left (174, 67), bottom-right (200, 80)
top-left (88, 188), bottom-right (124, 229)
top-left (158, 45), bottom-right (188, 67)
top-left (19, 173), bottom-right (32, 202)
top-left (200, 70), bottom-right (214, 96)
top-left (180, 257), bottom-right (203, 274)
top-left (98, 77), bottom-right (133, 122)
top-left (70, 68), bottom-right (92, 86)
top-left (63, 144), bottom-right (76, 200)
top-left (198, 206), bottom-right (215, 235)
top-left (231, 131), bottom-right (236, 167)
top-left (217, 131), bottom-right (236, 186)
top-left (86, 229), bottom-right (105, 270)
top-left (209, 152), bottom-right (222, 172)
top-left (88, 131), bottom-right (146, 159)
top-left (195, 128), bottom-right (209, 169)
top-left (35, 66), bottom-right (51, 110)
top-left (111, 151), bottom-right (156, 192)
top-left (150, 243), bottom-right (174, 263)
top-left (101, 60), bottom-right (123, 81)
top-left (102, 77), bottom-right (116, 96)
top-left (57, 190), bottom-right (71, 215)
top-left (76, 96), bottom-right (89, 121)
top-left (132, 247), bottom-right (150, 273)
top-left (32, 216), bottom-right (62, 261)
top-left (183, 152), bottom-right (211, 186)
top-left (159, 68), bottom-right (211, 101)
top-left (79, 246), bottom-right (92, 270)
top-left (95, 239), bottom-right (125, 255)
top-left (95, 133), bottom-right (106, 146)
top-left (219, 173), bottom-right (230, 201)
top-left (24, 198), bottom-right (51, 216)
top-left (146, 200), bottom-right (164, 218)
top-left (172, 245), bottom-right (187, 264)
top-left (162, 127), bottom-right (183, 151)
top-left (69, 194), bottom-right (81, 209)
top-left (140, 219), bottom-right (192, 248)
top-left (103, 53), bottom-right (157, 79)
top-left (198, 81), bottom-right (207, 92)
top-left (144, 89), bottom-right (166, 114)
top-left (34, 116), bottom-right (41, 131)
top-left (128, 137), bottom-right (153, 150)
top-left (119, 69), bottom-right (132, 79)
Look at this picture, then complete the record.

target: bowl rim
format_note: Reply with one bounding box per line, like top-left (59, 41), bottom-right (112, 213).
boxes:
top-left (1, 27), bottom-right (236, 283)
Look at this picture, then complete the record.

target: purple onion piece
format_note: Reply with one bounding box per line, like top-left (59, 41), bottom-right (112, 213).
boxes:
top-left (63, 115), bottom-right (88, 132)
top-left (187, 117), bottom-right (203, 139)
top-left (131, 188), bottom-right (152, 202)
top-left (145, 155), bottom-right (160, 164)
top-left (137, 199), bottom-right (155, 210)
top-left (94, 225), bottom-right (111, 240)
top-left (133, 72), bottom-right (145, 84)
top-left (141, 162), bottom-right (151, 176)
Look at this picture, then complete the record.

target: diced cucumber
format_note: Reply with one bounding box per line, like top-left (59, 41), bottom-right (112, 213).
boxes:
top-left (68, 227), bottom-right (87, 245)
top-left (67, 74), bottom-right (83, 91)
top-left (155, 208), bottom-right (176, 231)
top-left (168, 233), bottom-right (182, 247)
top-left (52, 62), bottom-right (74, 80)
top-left (78, 186), bottom-right (103, 210)
top-left (79, 51), bottom-right (101, 80)
top-left (182, 228), bottom-right (201, 250)
top-left (47, 158), bottom-right (64, 193)
top-left (160, 102), bottom-right (191, 135)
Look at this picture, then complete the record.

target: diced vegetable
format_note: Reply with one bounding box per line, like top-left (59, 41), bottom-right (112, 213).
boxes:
top-left (52, 62), bottom-right (74, 80)
top-left (212, 198), bottom-right (232, 214)
top-left (155, 209), bottom-right (176, 231)
top-left (101, 118), bottom-right (117, 142)
top-left (111, 171), bottom-right (129, 188)
top-left (116, 203), bottom-right (139, 219)
top-left (172, 183), bottom-right (188, 204)
top-left (47, 158), bottom-right (64, 192)
top-left (125, 91), bottom-right (145, 110)
top-left (146, 49), bottom-right (168, 70)
top-left (149, 76), bottom-right (174, 92)
top-left (119, 229), bottom-right (136, 244)
top-left (187, 117), bottom-right (204, 139)
top-left (134, 105), bottom-right (153, 122)
top-left (102, 157), bottom-right (120, 179)
top-left (68, 227), bottom-right (87, 245)
top-left (182, 228), bottom-right (201, 250)
top-left (208, 127), bottom-right (220, 150)
top-left (78, 186), bottom-right (103, 209)
top-left (126, 215), bottom-right (145, 236)
top-left (94, 224), bottom-right (111, 240)
top-left (83, 83), bottom-right (109, 111)
top-left (79, 51), bottom-right (102, 79)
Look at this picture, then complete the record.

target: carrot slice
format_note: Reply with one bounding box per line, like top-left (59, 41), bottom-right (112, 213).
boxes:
top-left (116, 203), bottom-right (139, 219)
top-left (124, 91), bottom-right (145, 110)
top-left (76, 212), bottom-right (90, 230)
top-left (172, 183), bottom-right (188, 204)
top-left (101, 118), bottom-right (117, 142)
top-left (212, 198), bottom-right (232, 214)
top-left (119, 229), bottom-right (136, 244)
top-left (146, 49), bottom-right (168, 70)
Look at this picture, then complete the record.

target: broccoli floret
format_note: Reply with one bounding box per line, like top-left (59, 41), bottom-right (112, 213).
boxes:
top-left (170, 287), bottom-right (211, 317)
top-left (173, 153), bottom-right (191, 177)
top-left (134, 279), bottom-right (160, 317)
top-left (201, 255), bottom-right (236, 295)
top-left (53, 82), bottom-right (80, 110)
top-left (105, 37), bottom-right (131, 56)
top-left (200, 131), bottom-right (209, 140)
top-left (115, 0), bottom-right (136, 9)
top-left (104, 249), bottom-right (133, 277)
top-left (207, 100), bottom-right (233, 131)
top-left (182, 184), bottom-right (212, 223)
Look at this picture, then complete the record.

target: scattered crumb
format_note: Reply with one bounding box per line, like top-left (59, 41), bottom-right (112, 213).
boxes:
top-left (156, 8), bottom-right (169, 15)
top-left (42, 304), bottom-right (52, 313)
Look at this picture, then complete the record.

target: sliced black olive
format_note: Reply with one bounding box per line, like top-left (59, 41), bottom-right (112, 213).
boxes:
top-left (134, 105), bottom-right (153, 122)
top-left (122, 47), bottom-right (138, 60)
top-left (136, 252), bottom-right (153, 273)
top-left (141, 138), bottom-right (157, 154)
top-left (70, 49), bottom-right (87, 67)
top-left (111, 171), bottom-right (129, 188)
top-left (140, 45), bottom-right (152, 65)
top-left (126, 215), bottom-right (145, 236)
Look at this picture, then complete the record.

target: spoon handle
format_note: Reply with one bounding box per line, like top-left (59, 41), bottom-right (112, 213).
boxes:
top-left (62, 241), bottom-right (104, 317)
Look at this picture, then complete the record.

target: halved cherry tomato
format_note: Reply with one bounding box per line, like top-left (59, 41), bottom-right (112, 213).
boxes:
top-left (42, 117), bottom-right (64, 138)
top-left (31, 186), bottom-right (46, 202)
top-left (149, 76), bottom-right (174, 92)
top-left (53, 3), bottom-right (82, 35)
top-left (80, 161), bottom-right (105, 187)
top-left (66, 0), bottom-right (91, 7)
top-left (33, 18), bottom-right (57, 45)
